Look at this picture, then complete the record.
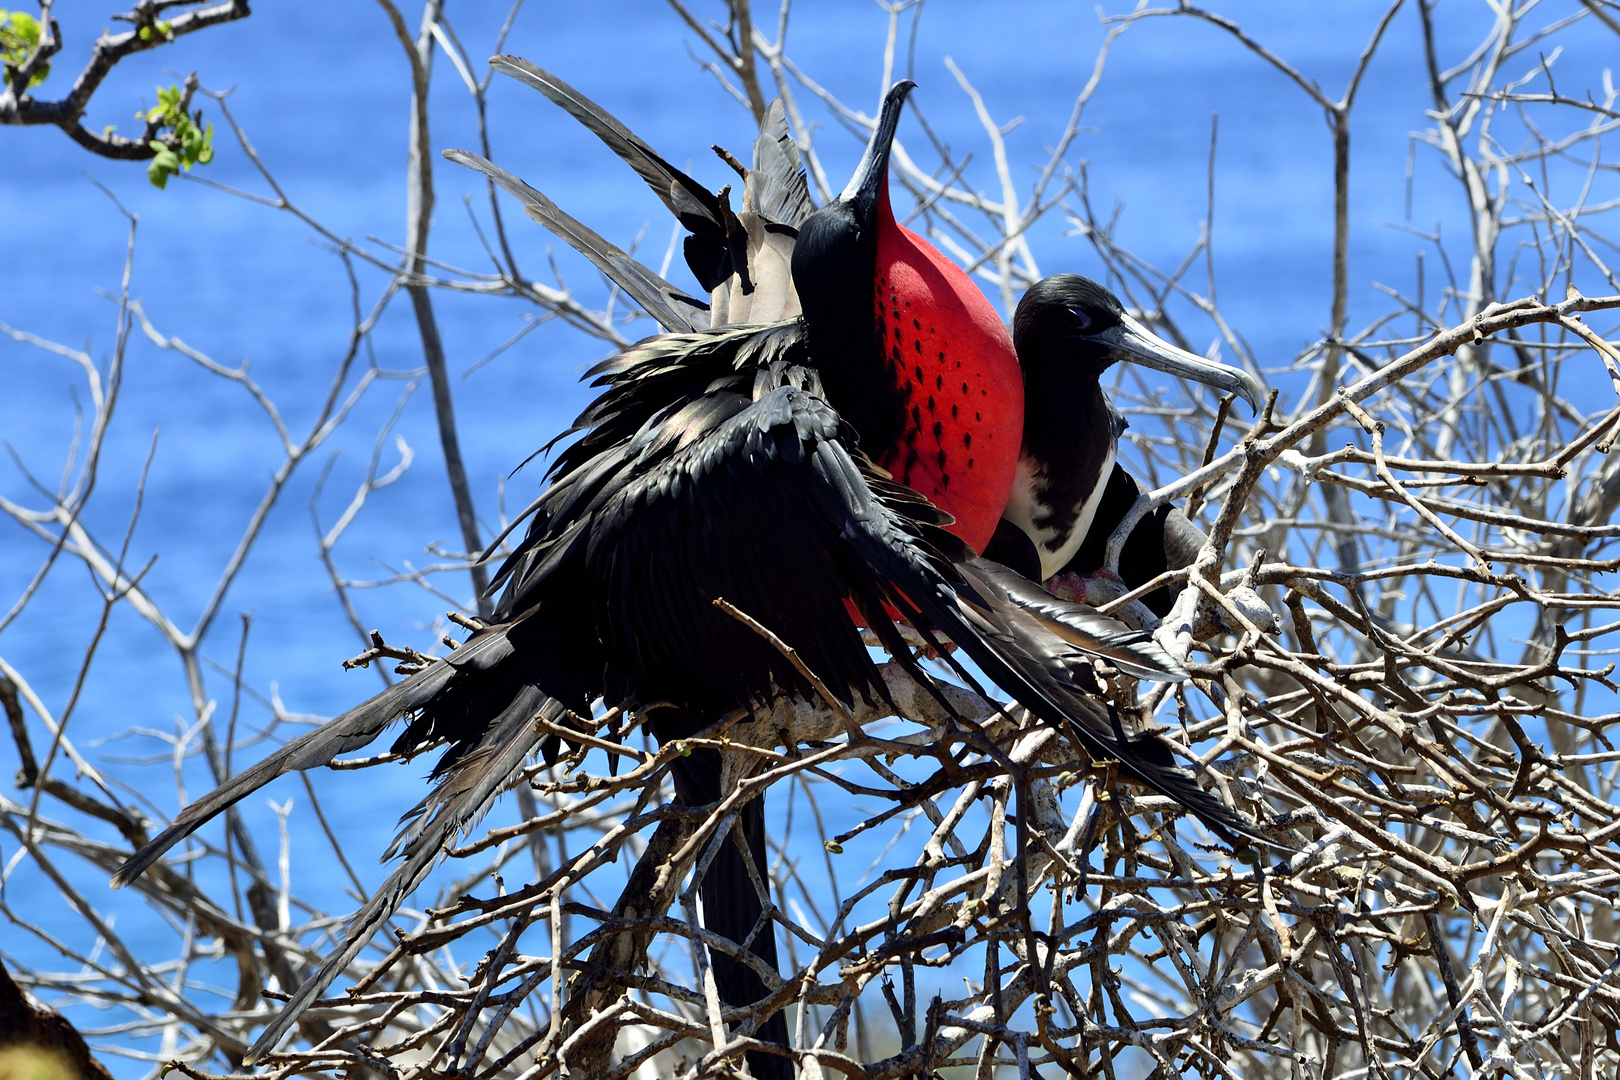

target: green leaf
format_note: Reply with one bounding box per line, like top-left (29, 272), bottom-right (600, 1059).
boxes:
top-left (9, 11), bottom-right (39, 44)
top-left (141, 87), bottom-right (218, 187)
top-left (148, 141), bottom-right (180, 188)
top-left (1, 10), bottom-right (46, 86)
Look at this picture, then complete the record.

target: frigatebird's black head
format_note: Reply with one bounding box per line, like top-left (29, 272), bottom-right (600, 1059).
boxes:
top-left (1013, 274), bottom-right (1264, 412)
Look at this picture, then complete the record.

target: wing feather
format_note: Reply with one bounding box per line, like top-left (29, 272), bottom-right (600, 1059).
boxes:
top-left (442, 148), bottom-right (707, 333)
top-left (490, 56), bottom-right (729, 238)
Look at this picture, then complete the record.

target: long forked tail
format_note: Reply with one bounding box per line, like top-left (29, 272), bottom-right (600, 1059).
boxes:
top-left (669, 750), bottom-right (794, 1080)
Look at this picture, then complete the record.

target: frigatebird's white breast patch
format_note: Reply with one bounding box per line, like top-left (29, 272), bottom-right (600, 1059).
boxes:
top-left (1003, 442), bottom-right (1117, 581)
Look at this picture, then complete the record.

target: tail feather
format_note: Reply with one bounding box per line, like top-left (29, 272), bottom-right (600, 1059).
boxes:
top-left (385, 686), bottom-right (549, 860)
top-left (109, 662), bottom-right (457, 889)
top-left (669, 751), bottom-right (793, 1080)
top-left (489, 56), bottom-right (728, 240)
top-left (442, 148), bottom-right (708, 334)
top-left (115, 601), bottom-right (597, 1059)
top-left (240, 827), bottom-right (438, 1065)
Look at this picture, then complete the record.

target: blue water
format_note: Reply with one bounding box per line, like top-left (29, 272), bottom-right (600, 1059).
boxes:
top-left (3, 1), bottom-right (1615, 1073)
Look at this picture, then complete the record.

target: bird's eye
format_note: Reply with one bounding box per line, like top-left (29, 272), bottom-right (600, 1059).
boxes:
top-left (1064, 307), bottom-right (1091, 331)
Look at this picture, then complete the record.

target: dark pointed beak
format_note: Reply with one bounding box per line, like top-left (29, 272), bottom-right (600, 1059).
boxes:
top-left (1102, 314), bottom-right (1266, 413)
top-left (838, 80), bottom-right (916, 224)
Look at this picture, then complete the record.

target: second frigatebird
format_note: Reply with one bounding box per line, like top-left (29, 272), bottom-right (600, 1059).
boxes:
top-left (984, 274), bottom-right (1264, 597)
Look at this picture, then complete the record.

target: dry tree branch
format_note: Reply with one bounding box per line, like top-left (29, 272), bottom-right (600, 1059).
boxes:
top-left (0, 0), bottom-right (250, 159)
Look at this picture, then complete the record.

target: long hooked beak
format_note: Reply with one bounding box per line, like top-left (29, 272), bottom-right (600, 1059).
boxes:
top-left (1102, 313), bottom-right (1266, 413)
top-left (838, 80), bottom-right (917, 219)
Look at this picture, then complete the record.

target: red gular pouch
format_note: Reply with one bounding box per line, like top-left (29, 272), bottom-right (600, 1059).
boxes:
top-left (870, 181), bottom-right (1023, 555)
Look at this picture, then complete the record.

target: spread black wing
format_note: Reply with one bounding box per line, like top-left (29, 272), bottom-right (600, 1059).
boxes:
top-left (490, 56), bottom-right (741, 293)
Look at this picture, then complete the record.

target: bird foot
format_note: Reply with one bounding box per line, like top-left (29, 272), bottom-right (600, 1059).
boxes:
top-left (1045, 567), bottom-right (1128, 606)
top-left (1046, 568), bottom-right (1161, 632)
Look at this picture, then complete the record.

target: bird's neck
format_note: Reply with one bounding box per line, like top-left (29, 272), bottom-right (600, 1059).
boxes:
top-left (794, 205), bottom-right (907, 455)
top-left (1005, 375), bottom-right (1119, 579)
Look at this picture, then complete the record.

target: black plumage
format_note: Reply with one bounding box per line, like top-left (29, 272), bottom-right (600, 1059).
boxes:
top-left (490, 56), bottom-right (739, 292)
top-left (443, 146), bottom-right (711, 333)
top-left (451, 87), bottom-right (1260, 612)
top-left (1069, 463), bottom-right (1210, 616)
top-left (486, 56), bottom-right (810, 325)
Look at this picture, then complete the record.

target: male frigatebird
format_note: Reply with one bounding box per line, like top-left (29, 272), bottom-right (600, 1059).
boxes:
top-left (113, 82), bottom-right (1265, 1077)
top-left (474, 61), bottom-right (1262, 615)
